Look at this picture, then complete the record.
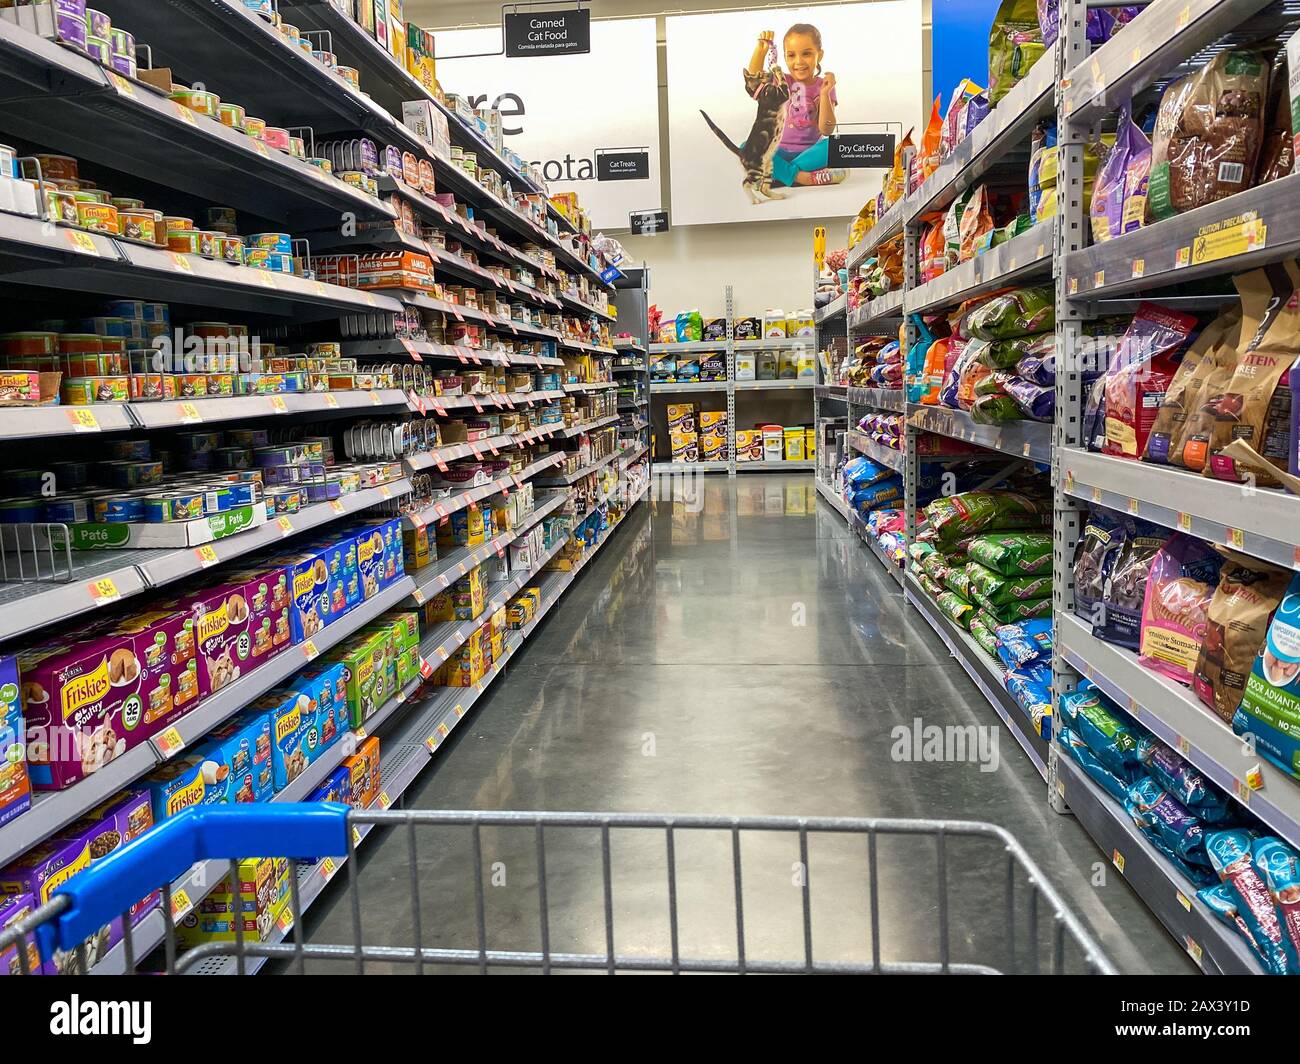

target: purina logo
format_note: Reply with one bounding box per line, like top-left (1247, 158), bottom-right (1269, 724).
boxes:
top-left (50, 996), bottom-right (151, 1044)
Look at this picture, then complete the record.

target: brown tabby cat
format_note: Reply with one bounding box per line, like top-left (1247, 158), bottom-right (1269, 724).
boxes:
top-left (700, 69), bottom-right (790, 204)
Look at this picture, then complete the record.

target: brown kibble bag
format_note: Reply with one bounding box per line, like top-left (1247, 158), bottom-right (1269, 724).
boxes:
top-left (1144, 308), bottom-right (1241, 464)
top-left (1146, 47), bottom-right (1272, 220)
top-left (1193, 548), bottom-right (1292, 722)
top-left (1205, 261), bottom-right (1300, 486)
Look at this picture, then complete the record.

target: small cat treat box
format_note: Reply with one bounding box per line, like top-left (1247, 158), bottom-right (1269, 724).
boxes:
top-left (179, 565), bottom-right (292, 703)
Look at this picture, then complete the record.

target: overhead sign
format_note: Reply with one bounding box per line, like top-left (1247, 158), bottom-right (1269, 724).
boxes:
top-left (504, 8), bottom-right (591, 57)
top-left (597, 149), bottom-right (650, 181)
top-left (630, 210), bottom-right (669, 235)
top-left (435, 19), bottom-right (660, 229)
top-left (829, 133), bottom-right (895, 168)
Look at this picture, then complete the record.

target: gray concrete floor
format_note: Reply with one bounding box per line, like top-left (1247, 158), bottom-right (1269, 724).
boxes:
top-left (299, 473), bottom-right (1192, 975)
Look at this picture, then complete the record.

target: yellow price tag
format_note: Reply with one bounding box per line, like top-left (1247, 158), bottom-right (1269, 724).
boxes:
top-left (1185, 936), bottom-right (1203, 966)
top-left (354, 727), bottom-right (367, 741)
top-left (250, 139), bottom-right (270, 158)
top-left (1127, 498), bottom-right (1139, 515)
top-left (1091, 487), bottom-right (1102, 505)
top-left (170, 889), bottom-right (193, 920)
top-left (173, 101), bottom-right (198, 125)
top-left (276, 516), bottom-right (294, 536)
top-left (156, 726), bottom-right (185, 757)
top-left (1177, 735), bottom-right (1191, 756)
top-left (1177, 512), bottom-right (1192, 532)
top-left (108, 71), bottom-right (135, 96)
top-left (1176, 5), bottom-right (1190, 28)
top-left (1131, 258), bottom-right (1145, 279)
top-left (65, 229), bottom-right (100, 256)
top-left (1226, 527), bottom-right (1245, 550)
top-left (255, 269), bottom-right (277, 289)
top-left (66, 408), bottom-right (100, 432)
top-left (324, 394), bottom-right (340, 408)
top-left (352, 827), bottom-right (362, 847)
top-left (313, 281), bottom-right (328, 296)
top-left (377, 792), bottom-right (392, 810)
top-left (302, 639), bottom-right (320, 661)
top-left (178, 402), bottom-right (202, 424)
top-left (277, 909), bottom-right (294, 933)
top-left (194, 544), bottom-right (219, 567)
top-left (320, 857), bottom-right (337, 880)
top-left (89, 577), bottom-right (119, 603)
top-left (329, 499), bottom-right (346, 515)
top-left (1063, 469), bottom-right (1075, 492)
top-left (379, 485), bottom-right (392, 499)
top-left (369, 391), bottom-right (384, 405)
top-left (269, 395), bottom-right (288, 414)
top-left (1233, 777), bottom-right (1252, 804)
top-left (1176, 891), bottom-right (1192, 912)
top-left (1094, 269), bottom-right (1105, 288)
top-left (1245, 763), bottom-right (1264, 791)
top-left (1112, 849), bottom-right (1126, 874)
top-left (454, 703), bottom-right (465, 718)
top-left (169, 252), bottom-right (193, 273)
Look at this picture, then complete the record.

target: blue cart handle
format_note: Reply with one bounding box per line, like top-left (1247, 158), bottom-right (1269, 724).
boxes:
top-left (41, 803), bottom-right (352, 955)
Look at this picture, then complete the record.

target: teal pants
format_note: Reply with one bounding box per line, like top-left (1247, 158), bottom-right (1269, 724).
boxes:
top-left (771, 139), bottom-right (830, 187)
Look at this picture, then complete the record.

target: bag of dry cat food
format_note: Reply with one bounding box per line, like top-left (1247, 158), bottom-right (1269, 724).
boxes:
top-left (1255, 83), bottom-right (1295, 185)
top-left (967, 563), bottom-right (1052, 607)
top-left (1073, 509), bottom-right (1126, 627)
top-left (1143, 307), bottom-right (1241, 464)
top-left (924, 491), bottom-right (1051, 551)
top-left (919, 220), bottom-right (947, 282)
top-left (989, 0), bottom-right (1044, 103)
top-left (941, 79), bottom-right (982, 158)
top-left (886, 128), bottom-right (915, 205)
top-left (1147, 47), bottom-right (1272, 220)
top-left (1102, 302), bottom-right (1198, 459)
top-left (1097, 520), bottom-right (1168, 649)
top-left (937, 590), bottom-right (976, 630)
top-left (970, 393), bottom-right (1026, 424)
top-left (913, 95), bottom-right (943, 191)
top-left (1175, 315), bottom-right (1246, 471)
top-left (942, 188), bottom-right (975, 271)
top-left (969, 531), bottom-right (1053, 577)
top-left (1193, 549), bottom-right (1292, 722)
top-left (978, 331), bottom-right (1055, 371)
top-left (962, 286), bottom-right (1055, 340)
top-left (1205, 261), bottom-right (1300, 486)
top-left (1139, 533), bottom-right (1225, 685)
top-left (959, 186), bottom-right (995, 263)
top-left (1091, 100), bottom-right (1149, 241)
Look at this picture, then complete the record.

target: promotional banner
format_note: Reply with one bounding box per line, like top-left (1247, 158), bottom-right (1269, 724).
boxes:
top-left (434, 18), bottom-right (661, 229)
top-left (665, 2), bottom-right (923, 226)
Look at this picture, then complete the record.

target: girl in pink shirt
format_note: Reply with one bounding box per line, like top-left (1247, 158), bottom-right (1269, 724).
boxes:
top-left (746, 24), bottom-right (846, 188)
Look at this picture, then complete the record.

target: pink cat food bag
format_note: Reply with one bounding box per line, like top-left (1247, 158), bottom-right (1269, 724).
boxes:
top-left (1138, 534), bottom-right (1224, 685)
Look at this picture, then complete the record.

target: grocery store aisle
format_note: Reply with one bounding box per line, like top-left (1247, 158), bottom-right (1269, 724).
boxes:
top-left (304, 474), bottom-right (1191, 974)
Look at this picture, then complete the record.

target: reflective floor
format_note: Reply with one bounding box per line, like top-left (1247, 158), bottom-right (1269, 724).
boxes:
top-left (301, 473), bottom-right (1192, 975)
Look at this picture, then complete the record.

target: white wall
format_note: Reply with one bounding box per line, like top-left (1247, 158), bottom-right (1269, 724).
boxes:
top-left (622, 217), bottom-right (844, 319)
top-left (406, 0), bottom-right (931, 317)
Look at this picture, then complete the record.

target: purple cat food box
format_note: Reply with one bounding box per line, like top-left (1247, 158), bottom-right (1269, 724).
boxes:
top-left (19, 607), bottom-right (201, 790)
top-left (0, 789), bottom-right (156, 973)
top-left (0, 891), bottom-right (40, 975)
top-left (179, 564), bottom-right (293, 703)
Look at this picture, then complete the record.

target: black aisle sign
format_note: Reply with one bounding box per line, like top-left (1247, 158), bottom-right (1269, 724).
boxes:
top-left (504, 8), bottom-right (591, 57)
top-left (630, 210), bottom-right (669, 235)
top-left (597, 149), bottom-right (650, 182)
top-left (829, 133), bottom-right (895, 168)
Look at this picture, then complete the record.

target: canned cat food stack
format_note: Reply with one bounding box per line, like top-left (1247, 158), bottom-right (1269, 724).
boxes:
top-left (109, 28), bottom-right (135, 76)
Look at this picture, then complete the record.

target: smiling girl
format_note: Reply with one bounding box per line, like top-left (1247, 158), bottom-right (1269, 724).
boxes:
top-left (746, 24), bottom-right (846, 187)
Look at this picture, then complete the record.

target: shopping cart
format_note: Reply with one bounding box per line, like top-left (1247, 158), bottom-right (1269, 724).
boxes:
top-left (0, 806), bottom-right (1116, 975)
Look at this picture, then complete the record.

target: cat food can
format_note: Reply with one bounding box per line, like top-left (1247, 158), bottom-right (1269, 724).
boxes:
top-left (213, 446), bottom-right (251, 470)
top-left (261, 464), bottom-right (301, 485)
top-left (163, 216), bottom-right (194, 235)
top-left (289, 137), bottom-right (306, 160)
top-left (336, 66), bottom-right (360, 89)
top-left (86, 8), bottom-right (111, 39)
top-left (218, 103), bottom-right (246, 130)
top-left (168, 89), bottom-right (220, 118)
top-left (247, 232), bottom-right (292, 254)
top-left (206, 374), bottom-right (235, 396)
top-left (108, 460), bottom-right (164, 488)
top-left (118, 210), bottom-right (156, 243)
top-left (255, 444), bottom-right (300, 467)
top-left (226, 429), bottom-right (269, 449)
top-left (223, 481), bottom-right (261, 507)
top-left (85, 34), bottom-right (111, 64)
top-left (242, 116), bottom-right (266, 140)
top-left (307, 157), bottom-right (333, 175)
top-left (128, 373), bottom-right (173, 400)
top-left (0, 498), bottom-right (42, 523)
top-left (221, 236), bottom-right (244, 263)
top-left (243, 247), bottom-right (271, 268)
top-left (109, 439), bottom-right (151, 461)
top-left (143, 490), bottom-right (204, 523)
top-left (177, 374), bottom-right (207, 397)
top-left (263, 252), bottom-right (294, 274)
top-left (33, 154), bottom-right (77, 181)
top-left (311, 50), bottom-right (336, 68)
top-left (197, 231), bottom-right (222, 258)
top-left (167, 230), bottom-right (203, 254)
top-left (61, 376), bottom-right (129, 404)
top-left (176, 431), bottom-right (221, 454)
top-left (203, 485), bottom-right (233, 514)
top-left (43, 495), bottom-right (93, 523)
top-left (261, 128), bottom-right (291, 152)
top-left (266, 487), bottom-right (302, 514)
top-left (76, 201), bottom-right (118, 232)
top-left (94, 495), bottom-right (145, 523)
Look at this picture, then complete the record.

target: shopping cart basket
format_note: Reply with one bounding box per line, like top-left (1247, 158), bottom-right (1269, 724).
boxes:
top-left (0, 806), bottom-right (1116, 975)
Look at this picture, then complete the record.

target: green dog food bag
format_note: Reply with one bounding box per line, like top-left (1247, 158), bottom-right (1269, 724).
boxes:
top-left (970, 613), bottom-right (1000, 657)
top-left (924, 491), bottom-right (1051, 551)
top-left (937, 590), bottom-right (976, 630)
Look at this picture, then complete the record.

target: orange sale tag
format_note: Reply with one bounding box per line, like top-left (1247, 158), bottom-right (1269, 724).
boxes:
top-left (194, 545), bottom-right (219, 567)
top-left (156, 726), bottom-right (185, 758)
top-left (66, 408), bottom-right (100, 432)
top-left (276, 516), bottom-right (294, 535)
top-left (89, 577), bottom-right (119, 603)
top-left (269, 395), bottom-right (288, 414)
